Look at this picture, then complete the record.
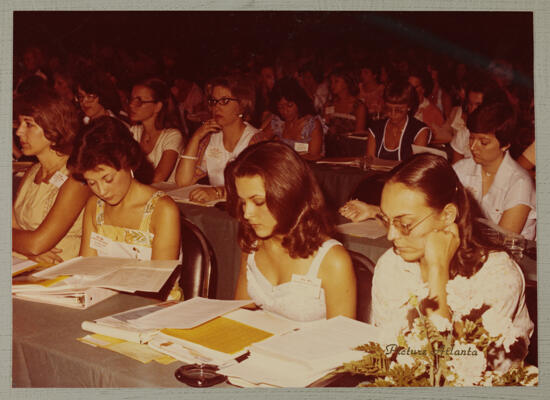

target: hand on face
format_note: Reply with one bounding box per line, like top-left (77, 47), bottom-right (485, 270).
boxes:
top-left (189, 187), bottom-right (218, 203)
top-left (423, 222), bottom-right (460, 276)
top-left (192, 119), bottom-right (223, 141)
top-left (339, 200), bottom-right (379, 222)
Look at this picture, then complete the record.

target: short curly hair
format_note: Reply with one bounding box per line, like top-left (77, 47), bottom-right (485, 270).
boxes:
top-left (224, 141), bottom-right (333, 259)
top-left (14, 89), bottom-right (80, 156)
top-left (68, 116), bottom-right (154, 184)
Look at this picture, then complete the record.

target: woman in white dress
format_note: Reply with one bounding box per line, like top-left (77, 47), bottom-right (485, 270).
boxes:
top-left (175, 73), bottom-right (263, 203)
top-left (369, 154), bottom-right (533, 370)
top-left (129, 78), bottom-right (184, 183)
top-left (226, 141), bottom-right (356, 322)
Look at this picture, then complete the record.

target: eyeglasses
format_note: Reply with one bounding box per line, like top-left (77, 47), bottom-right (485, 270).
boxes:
top-left (76, 93), bottom-right (98, 103)
top-left (207, 97), bottom-right (239, 107)
top-left (376, 211), bottom-right (436, 236)
top-left (384, 104), bottom-right (409, 114)
top-left (128, 97), bottom-right (157, 107)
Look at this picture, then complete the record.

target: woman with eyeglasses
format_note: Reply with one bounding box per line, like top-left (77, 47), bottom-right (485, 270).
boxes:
top-left (75, 68), bottom-right (127, 125)
top-left (366, 79), bottom-right (431, 161)
top-left (453, 103), bottom-right (536, 240)
top-left (13, 89), bottom-right (91, 264)
top-left (129, 78), bottom-right (184, 183)
top-left (175, 74), bottom-right (263, 203)
top-left (354, 154), bottom-right (532, 370)
top-left (226, 141), bottom-right (356, 322)
top-left (261, 77), bottom-right (325, 161)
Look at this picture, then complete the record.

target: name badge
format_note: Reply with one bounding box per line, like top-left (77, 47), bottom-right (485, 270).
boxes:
top-left (291, 274), bottom-right (322, 298)
top-left (49, 171), bottom-right (68, 188)
top-left (90, 231), bottom-right (110, 251)
top-left (294, 142), bottom-right (309, 153)
top-left (325, 106), bottom-right (335, 115)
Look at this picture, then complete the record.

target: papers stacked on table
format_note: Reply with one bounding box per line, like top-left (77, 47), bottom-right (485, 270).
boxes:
top-left (12, 256), bottom-right (180, 309)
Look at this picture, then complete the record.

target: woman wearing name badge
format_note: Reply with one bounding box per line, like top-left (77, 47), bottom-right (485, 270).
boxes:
top-left (68, 116), bottom-right (182, 298)
top-left (13, 89), bottom-right (91, 264)
top-left (453, 103), bottom-right (536, 240)
top-left (366, 79), bottom-right (431, 161)
top-left (129, 78), bottom-right (184, 183)
top-left (260, 77), bottom-right (325, 160)
top-left (370, 154), bottom-right (533, 370)
top-left (226, 141), bottom-right (357, 322)
top-left (175, 74), bottom-right (263, 203)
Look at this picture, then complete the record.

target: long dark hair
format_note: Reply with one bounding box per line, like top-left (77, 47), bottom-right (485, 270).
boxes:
top-left (68, 116), bottom-right (154, 184)
top-left (225, 141), bottom-right (332, 259)
top-left (388, 153), bottom-right (502, 278)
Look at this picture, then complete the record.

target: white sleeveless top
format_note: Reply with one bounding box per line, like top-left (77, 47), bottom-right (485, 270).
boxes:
top-left (246, 239), bottom-right (341, 322)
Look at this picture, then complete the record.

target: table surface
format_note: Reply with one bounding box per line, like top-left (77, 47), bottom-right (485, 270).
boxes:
top-left (12, 293), bottom-right (235, 388)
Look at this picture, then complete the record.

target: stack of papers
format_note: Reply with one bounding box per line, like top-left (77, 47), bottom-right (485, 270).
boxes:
top-left (12, 256), bottom-right (180, 309)
top-left (219, 316), bottom-right (382, 387)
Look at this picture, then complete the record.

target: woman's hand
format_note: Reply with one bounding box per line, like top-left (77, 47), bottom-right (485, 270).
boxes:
top-left (424, 223), bottom-right (460, 277)
top-left (189, 187), bottom-right (219, 203)
top-left (339, 200), bottom-right (380, 222)
top-left (192, 119), bottom-right (222, 142)
top-left (28, 248), bottom-right (63, 265)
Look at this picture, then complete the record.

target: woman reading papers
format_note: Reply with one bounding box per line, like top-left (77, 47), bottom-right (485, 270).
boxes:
top-left (226, 141), bottom-right (356, 322)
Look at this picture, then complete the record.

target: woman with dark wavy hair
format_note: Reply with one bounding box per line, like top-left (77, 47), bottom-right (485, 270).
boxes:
top-left (68, 116), bottom-right (181, 268)
top-left (368, 154), bottom-right (532, 371)
top-left (225, 141), bottom-right (356, 322)
top-left (13, 89), bottom-right (91, 263)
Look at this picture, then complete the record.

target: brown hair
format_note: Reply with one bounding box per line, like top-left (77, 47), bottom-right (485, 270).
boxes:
top-left (225, 141), bottom-right (333, 259)
top-left (133, 77), bottom-right (182, 131)
top-left (387, 153), bottom-right (503, 278)
top-left (467, 102), bottom-right (515, 148)
top-left (68, 116), bottom-right (154, 184)
top-left (384, 79), bottom-right (419, 117)
top-left (13, 89), bottom-right (80, 155)
top-left (207, 73), bottom-right (256, 121)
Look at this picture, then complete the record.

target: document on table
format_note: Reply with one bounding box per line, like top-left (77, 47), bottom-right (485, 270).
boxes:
top-left (12, 257), bottom-right (37, 276)
top-left (336, 220), bottom-right (387, 239)
top-left (128, 297), bottom-right (253, 329)
top-left (411, 144), bottom-right (448, 159)
top-left (31, 256), bottom-right (180, 293)
top-left (163, 184), bottom-right (223, 207)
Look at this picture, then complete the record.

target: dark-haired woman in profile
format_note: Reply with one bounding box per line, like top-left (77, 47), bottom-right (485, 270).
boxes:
top-left (226, 141), bottom-right (356, 322)
top-left (261, 77), bottom-right (325, 160)
top-left (13, 89), bottom-right (91, 263)
top-left (68, 116), bottom-right (181, 264)
top-left (369, 154), bottom-right (532, 370)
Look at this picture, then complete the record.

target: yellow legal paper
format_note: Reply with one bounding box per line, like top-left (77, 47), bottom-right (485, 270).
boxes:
top-left (161, 317), bottom-right (273, 354)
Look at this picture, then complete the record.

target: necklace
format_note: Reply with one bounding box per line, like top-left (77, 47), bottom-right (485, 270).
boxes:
top-left (482, 169), bottom-right (493, 177)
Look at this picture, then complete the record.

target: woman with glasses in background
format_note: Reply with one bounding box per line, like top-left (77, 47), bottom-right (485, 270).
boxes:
top-left (129, 78), bottom-right (184, 183)
top-left (366, 79), bottom-right (431, 161)
top-left (75, 67), bottom-right (127, 126)
top-left (345, 154), bottom-right (533, 371)
top-left (175, 74), bottom-right (263, 203)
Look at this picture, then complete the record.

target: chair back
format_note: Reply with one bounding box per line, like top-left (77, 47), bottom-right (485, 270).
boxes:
top-left (349, 251), bottom-right (375, 323)
top-left (180, 217), bottom-right (217, 299)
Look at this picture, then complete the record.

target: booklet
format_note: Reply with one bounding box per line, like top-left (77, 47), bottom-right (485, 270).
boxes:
top-left (31, 256), bottom-right (180, 293)
top-left (14, 286), bottom-right (117, 310)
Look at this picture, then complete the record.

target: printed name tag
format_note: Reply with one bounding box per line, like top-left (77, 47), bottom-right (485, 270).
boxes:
top-left (325, 106), bottom-right (335, 115)
top-left (49, 171), bottom-right (68, 188)
top-left (294, 142), bottom-right (309, 153)
top-left (291, 274), bottom-right (322, 298)
top-left (90, 232), bottom-right (110, 251)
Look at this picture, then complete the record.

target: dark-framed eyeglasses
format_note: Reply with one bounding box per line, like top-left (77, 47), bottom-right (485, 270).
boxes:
top-left (207, 97), bottom-right (239, 107)
top-left (376, 211), bottom-right (436, 236)
top-left (76, 93), bottom-right (98, 103)
top-left (128, 97), bottom-right (157, 107)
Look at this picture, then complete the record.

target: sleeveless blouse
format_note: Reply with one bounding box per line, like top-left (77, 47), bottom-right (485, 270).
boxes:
top-left (325, 99), bottom-right (361, 137)
top-left (13, 163), bottom-right (83, 261)
top-left (246, 239), bottom-right (341, 322)
top-left (92, 191), bottom-right (165, 260)
top-left (369, 116), bottom-right (431, 161)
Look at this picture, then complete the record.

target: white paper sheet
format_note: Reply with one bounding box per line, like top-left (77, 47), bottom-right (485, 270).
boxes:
top-left (128, 297), bottom-right (253, 329)
top-left (164, 184), bottom-right (223, 207)
top-left (12, 257), bottom-right (37, 275)
top-left (335, 220), bottom-right (387, 239)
